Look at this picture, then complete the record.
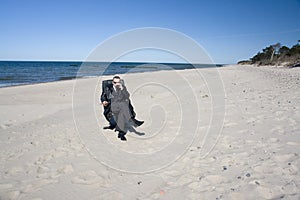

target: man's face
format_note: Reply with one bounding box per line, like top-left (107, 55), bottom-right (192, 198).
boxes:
top-left (113, 78), bottom-right (121, 87)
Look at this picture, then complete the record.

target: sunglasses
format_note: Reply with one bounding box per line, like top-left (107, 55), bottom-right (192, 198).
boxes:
top-left (113, 81), bottom-right (120, 84)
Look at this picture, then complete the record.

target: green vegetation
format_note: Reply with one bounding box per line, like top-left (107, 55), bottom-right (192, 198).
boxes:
top-left (238, 40), bottom-right (300, 67)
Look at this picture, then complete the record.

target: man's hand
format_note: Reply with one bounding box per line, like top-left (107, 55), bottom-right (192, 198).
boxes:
top-left (119, 84), bottom-right (123, 90)
top-left (102, 101), bottom-right (109, 106)
top-left (115, 83), bottom-right (123, 90)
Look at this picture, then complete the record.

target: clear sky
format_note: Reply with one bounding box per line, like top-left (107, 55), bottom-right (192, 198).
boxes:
top-left (0, 0), bottom-right (299, 64)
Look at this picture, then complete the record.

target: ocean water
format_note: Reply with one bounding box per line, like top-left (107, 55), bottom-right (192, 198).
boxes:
top-left (0, 61), bottom-right (222, 88)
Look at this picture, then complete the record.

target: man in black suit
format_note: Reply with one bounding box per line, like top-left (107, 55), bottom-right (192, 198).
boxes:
top-left (101, 76), bottom-right (143, 141)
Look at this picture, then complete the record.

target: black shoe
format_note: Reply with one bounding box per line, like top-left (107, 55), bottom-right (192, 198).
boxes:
top-left (118, 131), bottom-right (125, 136)
top-left (118, 131), bottom-right (127, 141)
top-left (120, 135), bottom-right (127, 141)
top-left (103, 126), bottom-right (114, 130)
top-left (131, 118), bottom-right (144, 127)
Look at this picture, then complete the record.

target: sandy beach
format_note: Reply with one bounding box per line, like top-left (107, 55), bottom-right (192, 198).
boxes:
top-left (0, 64), bottom-right (299, 199)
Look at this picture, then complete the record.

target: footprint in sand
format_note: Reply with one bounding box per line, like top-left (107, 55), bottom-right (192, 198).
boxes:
top-left (253, 165), bottom-right (275, 174)
top-left (188, 181), bottom-right (210, 192)
top-left (56, 164), bottom-right (74, 174)
top-left (0, 123), bottom-right (12, 129)
top-left (286, 141), bottom-right (300, 146)
top-left (5, 190), bottom-right (21, 200)
top-left (21, 179), bottom-right (58, 193)
top-left (0, 183), bottom-right (14, 190)
top-left (255, 185), bottom-right (285, 199)
top-left (5, 166), bottom-right (24, 176)
top-left (274, 154), bottom-right (296, 163)
top-left (71, 170), bottom-right (107, 186)
top-left (203, 175), bottom-right (228, 185)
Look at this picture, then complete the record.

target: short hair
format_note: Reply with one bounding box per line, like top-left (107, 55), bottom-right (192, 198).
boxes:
top-left (113, 75), bottom-right (121, 80)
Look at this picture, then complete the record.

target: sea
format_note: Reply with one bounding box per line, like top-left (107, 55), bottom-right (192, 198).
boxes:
top-left (0, 61), bottom-right (222, 88)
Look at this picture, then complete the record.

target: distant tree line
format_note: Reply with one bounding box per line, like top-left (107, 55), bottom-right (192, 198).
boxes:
top-left (238, 40), bottom-right (300, 67)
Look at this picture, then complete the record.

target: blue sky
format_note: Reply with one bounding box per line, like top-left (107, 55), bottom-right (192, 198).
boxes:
top-left (0, 0), bottom-right (299, 63)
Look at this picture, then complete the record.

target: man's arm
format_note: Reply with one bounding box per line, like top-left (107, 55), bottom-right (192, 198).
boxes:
top-left (100, 89), bottom-right (109, 106)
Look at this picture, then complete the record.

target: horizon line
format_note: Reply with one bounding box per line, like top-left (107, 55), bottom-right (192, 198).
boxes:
top-left (0, 59), bottom-right (228, 65)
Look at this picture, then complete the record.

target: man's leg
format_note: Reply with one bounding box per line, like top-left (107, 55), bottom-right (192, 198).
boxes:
top-left (115, 109), bottom-right (130, 132)
top-left (115, 102), bottom-right (132, 141)
top-left (109, 117), bottom-right (117, 129)
top-left (103, 115), bottom-right (117, 130)
top-left (112, 113), bottom-right (127, 141)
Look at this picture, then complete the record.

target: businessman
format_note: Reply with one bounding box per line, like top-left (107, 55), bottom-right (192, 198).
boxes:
top-left (101, 76), bottom-right (143, 141)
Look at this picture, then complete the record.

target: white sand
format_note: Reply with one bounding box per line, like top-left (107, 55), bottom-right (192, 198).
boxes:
top-left (0, 65), bottom-right (299, 199)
